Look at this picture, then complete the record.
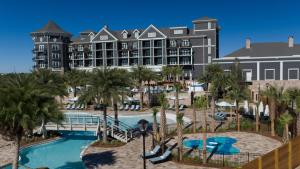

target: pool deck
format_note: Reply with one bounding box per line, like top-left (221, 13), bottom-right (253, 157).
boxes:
top-left (82, 135), bottom-right (218, 169)
top-left (0, 136), bottom-right (14, 166)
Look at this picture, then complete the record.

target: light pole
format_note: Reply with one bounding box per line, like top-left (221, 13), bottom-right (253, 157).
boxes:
top-left (138, 119), bottom-right (149, 169)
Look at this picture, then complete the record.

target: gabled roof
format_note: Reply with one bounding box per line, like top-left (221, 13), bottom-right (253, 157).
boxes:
top-left (224, 42), bottom-right (300, 58)
top-left (138, 24), bottom-right (167, 39)
top-left (33, 20), bottom-right (70, 34)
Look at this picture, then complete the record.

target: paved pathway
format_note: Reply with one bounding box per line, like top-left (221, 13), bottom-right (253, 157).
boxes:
top-left (82, 132), bottom-right (282, 169)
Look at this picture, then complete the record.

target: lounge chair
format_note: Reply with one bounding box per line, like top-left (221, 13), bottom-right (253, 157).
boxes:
top-left (119, 105), bottom-right (124, 111)
top-left (75, 104), bottom-right (81, 110)
top-left (124, 104), bottom-right (129, 111)
top-left (143, 145), bottom-right (161, 159)
top-left (168, 104), bottom-right (174, 110)
top-left (179, 104), bottom-right (184, 111)
top-left (149, 148), bottom-right (172, 164)
top-left (135, 105), bottom-right (140, 111)
top-left (79, 104), bottom-right (85, 110)
top-left (130, 105), bottom-right (135, 111)
top-left (71, 104), bottom-right (76, 110)
top-left (66, 104), bottom-right (71, 110)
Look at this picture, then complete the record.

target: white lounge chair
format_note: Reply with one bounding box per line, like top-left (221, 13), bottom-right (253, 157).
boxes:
top-left (71, 104), bottom-right (76, 110)
top-left (135, 105), bottom-right (140, 111)
top-left (124, 104), bottom-right (129, 111)
top-left (79, 104), bottom-right (85, 110)
top-left (130, 105), bottom-right (135, 111)
top-left (119, 105), bottom-right (124, 110)
top-left (179, 104), bottom-right (184, 111)
top-left (66, 104), bottom-right (71, 110)
top-left (75, 104), bottom-right (81, 110)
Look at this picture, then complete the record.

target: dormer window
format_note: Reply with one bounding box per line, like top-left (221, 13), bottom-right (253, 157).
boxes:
top-left (133, 29), bottom-right (140, 39)
top-left (174, 29), bottom-right (183, 35)
top-left (78, 45), bottom-right (83, 51)
top-left (122, 30), bottom-right (128, 39)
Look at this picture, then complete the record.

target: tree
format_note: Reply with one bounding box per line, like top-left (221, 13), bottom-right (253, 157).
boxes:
top-left (131, 66), bottom-right (148, 110)
top-left (144, 69), bottom-right (159, 107)
top-left (152, 108), bottom-right (159, 141)
top-left (262, 85), bottom-right (287, 136)
top-left (195, 95), bottom-right (208, 164)
top-left (0, 73), bottom-right (63, 169)
top-left (79, 68), bottom-right (128, 143)
top-left (176, 113), bottom-right (184, 161)
top-left (158, 93), bottom-right (168, 153)
top-left (199, 64), bottom-right (227, 132)
top-left (278, 112), bottom-right (293, 142)
top-left (284, 88), bottom-right (300, 136)
top-left (227, 61), bottom-right (248, 132)
top-left (296, 96), bottom-right (300, 136)
top-left (65, 69), bottom-right (85, 97)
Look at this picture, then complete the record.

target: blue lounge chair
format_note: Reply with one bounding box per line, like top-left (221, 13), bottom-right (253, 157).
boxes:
top-left (149, 148), bottom-right (172, 164)
top-left (179, 104), bottom-right (184, 111)
top-left (143, 145), bottom-right (161, 159)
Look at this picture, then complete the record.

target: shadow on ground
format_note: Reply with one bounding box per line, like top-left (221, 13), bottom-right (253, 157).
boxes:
top-left (55, 161), bottom-right (85, 169)
top-left (82, 150), bottom-right (117, 168)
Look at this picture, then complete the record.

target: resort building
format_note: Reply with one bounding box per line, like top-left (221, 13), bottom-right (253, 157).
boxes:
top-left (30, 21), bottom-right (71, 72)
top-left (213, 37), bottom-right (300, 101)
top-left (31, 17), bottom-right (220, 79)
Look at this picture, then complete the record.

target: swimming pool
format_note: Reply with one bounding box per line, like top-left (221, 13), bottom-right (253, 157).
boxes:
top-left (64, 112), bottom-right (184, 129)
top-left (183, 137), bottom-right (240, 155)
top-left (4, 131), bottom-right (96, 169)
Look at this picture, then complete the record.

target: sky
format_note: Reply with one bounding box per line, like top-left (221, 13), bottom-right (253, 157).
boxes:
top-left (0, 0), bottom-right (299, 73)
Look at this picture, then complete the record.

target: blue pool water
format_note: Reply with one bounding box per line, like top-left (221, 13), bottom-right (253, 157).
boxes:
top-left (65, 112), bottom-right (177, 129)
top-left (4, 131), bottom-right (96, 169)
top-left (183, 137), bottom-right (240, 155)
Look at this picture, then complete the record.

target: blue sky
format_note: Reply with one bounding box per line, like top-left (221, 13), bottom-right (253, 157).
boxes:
top-left (0, 0), bottom-right (298, 73)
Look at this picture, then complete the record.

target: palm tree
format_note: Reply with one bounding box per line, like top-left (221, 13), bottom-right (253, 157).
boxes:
top-left (284, 88), bottom-right (300, 136)
top-left (152, 108), bottom-right (159, 141)
top-left (144, 69), bottom-right (159, 107)
top-left (176, 113), bottom-right (184, 161)
top-left (263, 85), bottom-right (287, 136)
top-left (65, 69), bottom-right (84, 97)
top-left (131, 66), bottom-right (147, 110)
top-left (79, 68), bottom-right (128, 143)
top-left (227, 61), bottom-right (248, 132)
top-left (0, 73), bottom-right (63, 169)
top-left (195, 95), bottom-right (208, 164)
top-left (278, 112), bottom-right (293, 142)
top-left (199, 64), bottom-right (226, 132)
top-left (158, 93), bottom-right (168, 153)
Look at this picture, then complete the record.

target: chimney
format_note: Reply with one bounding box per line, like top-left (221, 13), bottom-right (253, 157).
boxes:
top-left (246, 38), bottom-right (251, 49)
top-left (288, 36), bottom-right (294, 48)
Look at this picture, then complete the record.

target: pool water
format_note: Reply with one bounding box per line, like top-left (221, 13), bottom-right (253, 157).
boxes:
top-left (183, 137), bottom-right (240, 155)
top-left (4, 131), bottom-right (96, 169)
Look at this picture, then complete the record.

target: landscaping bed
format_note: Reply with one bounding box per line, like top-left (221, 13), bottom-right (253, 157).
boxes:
top-left (91, 138), bottom-right (126, 148)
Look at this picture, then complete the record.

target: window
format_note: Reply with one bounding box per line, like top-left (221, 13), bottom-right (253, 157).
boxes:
top-left (89, 45), bottom-right (93, 51)
top-left (288, 68), bottom-right (299, 80)
top-left (68, 46), bottom-right (73, 52)
top-left (40, 37), bottom-right (43, 42)
top-left (78, 45), bottom-right (83, 51)
top-left (100, 35), bottom-right (108, 40)
top-left (265, 69), bottom-right (275, 80)
top-left (121, 51), bottom-right (128, 57)
top-left (143, 49), bottom-right (150, 56)
top-left (180, 49), bottom-right (190, 56)
top-left (174, 29), bottom-right (183, 34)
top-left (52, 53), bottom-right (60, 59)
top-left (121, 43), bottom-right (128, 49)
top-left (52, 44), bottom-right (59, 50)
top-left (170, 40), bottom-right (176, 47)
top-left (169, 58), bottom-right (177, 65)
top-left (133, 42), bottom-right (138, 49)
top-left (123, 32), bottom-right (128, 39)
top-left (142, 41), bottom-right (150, 48)
top-left (208, 47), bottom-right (211, 54)
top-left (132, 51), bottom-right (138, 57)
top-left (134, 32), bottom-right (139, 38)
top-left (242, 69), bottom-right (252, 82)
top-left (208, 22), bottom-right (212, 29)
top-left (39, 45), bottom-right (44, 51)
top-left (169, 49), bottom-right (177, 56)
top-left (154, 49), bottom-right (162, 56)
top-left (154, 40), bottom-right (162, 47)
top-left (148, 32), bottom-right (156, 38)
top-left (208, 56), bottom-right (212, 63)
top-left (208, 38), bottom-right (211, 46)
top-left (181, 40), bottom-right (190, 47)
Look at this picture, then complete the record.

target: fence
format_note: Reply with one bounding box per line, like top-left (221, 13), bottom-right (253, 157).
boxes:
top-left (171, 147), bottom-right (261, 168)
top-left (242, 136), bottom-right (300, 169)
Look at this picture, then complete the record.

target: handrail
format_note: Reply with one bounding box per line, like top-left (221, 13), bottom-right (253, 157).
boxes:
top-left (105, 114), bottom-right (134, 131)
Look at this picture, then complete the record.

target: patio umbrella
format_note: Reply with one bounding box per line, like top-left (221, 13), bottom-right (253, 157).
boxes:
top-left (216, 101), bottom-right (234, 107)
top-left (168, 96), bottom-right (185, 106)
top-left (252, 104), bottom-right (257, 116)
top-left (69, 97), bottom-right (78, 102)
top-left (244, 100), bottom-right (249, 114)
top-left (258, 101), bottom-right (264, 113)
top-left (264, 105), bottom-right (270, 117)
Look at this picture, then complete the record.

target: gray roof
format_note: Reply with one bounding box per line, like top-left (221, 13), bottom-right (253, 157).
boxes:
top-left (224, 42), bottom-right (300, 58)
top-left (33, 20), bottom-right (70, 35)
top-left (192, 16), bottom-right (217, 23)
